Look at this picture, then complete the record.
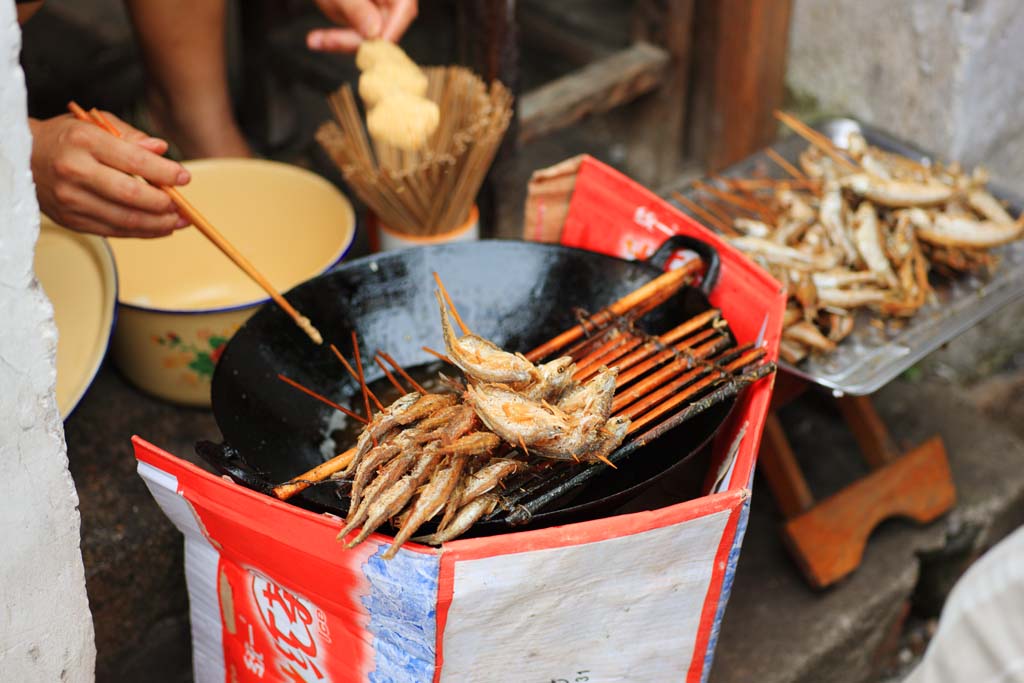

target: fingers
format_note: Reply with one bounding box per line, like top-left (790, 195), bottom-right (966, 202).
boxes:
top-left (310, 0), bottom-right (388, 51)
top-left (89, 133), bottom-right (190, 189)
top-left (55, 185), bottom-right (186, 237)
top-left (379, 0), bottom-right (417, 42)
top-left (307, 27), bottom-right (365, 52)
top-left (101, 111), bottom-right (171, 155)
top-left (316, 0), bottom-right (382, 35)
top-left (62, 212), bottom-right (176, 239)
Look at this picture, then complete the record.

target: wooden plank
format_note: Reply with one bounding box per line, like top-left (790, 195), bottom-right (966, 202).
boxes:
top-left (782, 436), bottom-right (955, 589)
top-left (688, 0), bottom-right (793, 171)
top-left (518, 41), bottom-right (670, 145)
top-left (758, 412), bottom-right (815, 519)
top-left (836, 395), bottom-right (898, 468)
top-left (625, 0), bottom-right (695, 186)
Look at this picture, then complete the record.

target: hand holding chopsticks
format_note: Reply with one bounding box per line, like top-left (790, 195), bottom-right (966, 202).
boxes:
top-left (67, 101), bottom-right (323, 345)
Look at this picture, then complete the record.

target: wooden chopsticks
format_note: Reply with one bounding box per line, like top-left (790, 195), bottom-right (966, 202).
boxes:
top-left (67, 101), bottom-right (323, 345)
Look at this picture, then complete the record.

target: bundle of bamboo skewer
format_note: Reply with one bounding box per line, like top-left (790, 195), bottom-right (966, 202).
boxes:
top-left (316, 66), bottom-right (513, 237)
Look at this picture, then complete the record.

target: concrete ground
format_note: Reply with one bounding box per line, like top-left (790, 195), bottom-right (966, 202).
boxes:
top-left (23, 2), bottom-right (1024, 681)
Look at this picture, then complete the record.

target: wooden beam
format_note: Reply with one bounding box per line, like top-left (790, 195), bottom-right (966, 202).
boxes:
top-left (518, 41), bottom-right (670, 145)
top-left (688, 0), bottom-right (793, 171)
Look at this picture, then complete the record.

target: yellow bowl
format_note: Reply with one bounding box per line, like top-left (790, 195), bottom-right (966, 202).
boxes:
top-left (34, 217), bottom-right (118, 418)
top-left (108, 158), bottom-right (355, 406)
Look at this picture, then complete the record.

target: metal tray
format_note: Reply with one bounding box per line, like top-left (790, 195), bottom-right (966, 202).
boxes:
top-left (672, 117), bottom-right (1024, 395)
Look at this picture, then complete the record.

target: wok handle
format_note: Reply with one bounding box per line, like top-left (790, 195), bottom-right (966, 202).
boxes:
top-left (646, 234), bottom-right (721, 296)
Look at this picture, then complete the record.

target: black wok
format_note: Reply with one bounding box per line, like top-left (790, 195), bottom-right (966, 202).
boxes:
top-left (204, 236), bottom-right (735, 534)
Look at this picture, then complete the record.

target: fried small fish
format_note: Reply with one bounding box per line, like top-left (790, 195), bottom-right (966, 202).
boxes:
top-left (464, 383), bottom-right (568, 447)
top-left (437, 291), bottom-right (538, 384)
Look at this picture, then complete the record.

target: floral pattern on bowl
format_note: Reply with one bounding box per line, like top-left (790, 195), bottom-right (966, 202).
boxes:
top-left (153, 327), bottom-right (237, 385)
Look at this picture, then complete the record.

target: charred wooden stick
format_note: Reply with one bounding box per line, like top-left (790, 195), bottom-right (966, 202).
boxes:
top-left (614, 327), bottom-right (725, 389)
top-left (595, 309), bottom-right (722, 382)
top-left (525, 262), bottom-right (703, 362)
top-left (377, 350), bottom-right (427, 394)
top-left (665, 361), bottom-right (776, 426)
top-left (574, 335), bottom-right (644, 381)
top-left (604, 326), bottom-right (718, 387)
top-left (619, 344), bottom-right (752, 420)
top-left (612, 336), bottom-right (733, 413)
top-left (502, 361), bottom-right (775, 526)
top-left (276, 374), bottom-right (367, 424)
top-left (628, 347), bottom-right (766, 433)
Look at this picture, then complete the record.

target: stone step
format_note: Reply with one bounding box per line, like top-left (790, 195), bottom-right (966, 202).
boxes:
top-left (709, 375), bottom-right (1024, 683)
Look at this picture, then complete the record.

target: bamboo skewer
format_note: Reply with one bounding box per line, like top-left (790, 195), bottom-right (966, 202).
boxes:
top-left (671, 192), bottom-right (736, 235)
top-left (378, 351), bottom-right (428, 395)
top-left (374, 354), bottom-right (409, 395)
top-left (765, 148), bottom-right (807, 180)
top-left (318, 68), bottom-right (512, 238)
top-left (330, 344), bottom-right (385, 412)
top-left (351, 332), bottom-right (375, 425)
top-left (276, 374), bottom-right (367, 424)
top-left (773, 110), bottom-right (860, 173)
top-left (67, 102), bottom-right (323, 345)
top-left (698, 179), bottom-right (774, 222)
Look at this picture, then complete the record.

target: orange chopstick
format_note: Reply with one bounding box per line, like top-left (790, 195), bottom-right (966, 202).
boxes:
top-left (67, 101), bottom-right (323, 345)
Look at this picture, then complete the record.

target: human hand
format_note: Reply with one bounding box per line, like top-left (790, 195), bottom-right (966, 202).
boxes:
top-left (307, 0), bottom-right (417, 53)
top-left (30, 112), bottom-right (191, 238)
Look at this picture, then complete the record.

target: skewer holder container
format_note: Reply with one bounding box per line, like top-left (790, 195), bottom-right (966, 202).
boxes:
top-left (134, 156), bottom-right (785, 683)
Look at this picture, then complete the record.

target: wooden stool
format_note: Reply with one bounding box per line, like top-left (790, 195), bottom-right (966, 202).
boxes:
top-left (758, 375), bottom-right (956, 588)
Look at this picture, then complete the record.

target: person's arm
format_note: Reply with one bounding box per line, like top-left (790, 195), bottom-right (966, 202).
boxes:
top-left (307, 0), bottom-right (417, 52)
top-left (30, 112), bottom-right (191, 238)
top-left (17, 1), bottom-right (44, 24)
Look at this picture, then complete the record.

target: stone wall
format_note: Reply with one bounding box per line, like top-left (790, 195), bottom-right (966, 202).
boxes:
top-left (0, 3), bottom-right (96, 680)
top-left (787, 0), bottom-right (1024, 188)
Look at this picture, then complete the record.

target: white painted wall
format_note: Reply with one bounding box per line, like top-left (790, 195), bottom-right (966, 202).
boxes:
top-left (0, 3), bottom-right (96, 681)
top-left (787, 0), bottom-right (1024, 188)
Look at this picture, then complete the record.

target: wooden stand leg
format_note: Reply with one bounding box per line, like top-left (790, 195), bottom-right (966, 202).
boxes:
top-left (758, 388), bottom-right (957, 589)
top-left (758, 414), bottom-right (813, 519)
